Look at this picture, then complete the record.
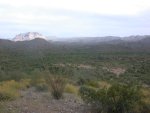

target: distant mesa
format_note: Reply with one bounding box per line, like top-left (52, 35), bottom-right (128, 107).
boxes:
top-left (12, 32), bottom-right (47, 41)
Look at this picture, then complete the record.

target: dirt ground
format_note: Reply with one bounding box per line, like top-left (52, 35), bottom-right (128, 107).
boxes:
top-left (1, 88), bottom-right (88, 113)
top-left (103, 67), bottom-right (126, 76)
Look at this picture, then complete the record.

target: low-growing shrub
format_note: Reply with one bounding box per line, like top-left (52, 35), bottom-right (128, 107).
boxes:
top-left (0, 88), bottom-right (18, 101)
top-left (79, 83), bottom-right (143, 113)
top-left (6, 79), bottom-right (30, 90)
top-left (17, 79), bottom-right (31, 90)
top-left (0, 79), bottom-right (30, 101)
top-left (1, 80), bottom-right (20, 89)
top-left (98, 81), bottom-right (111, 89)
top-left (77, 77), bottom-right (90, 85)
top-left (35, 83), bottom-right (48, 92)
top-left (77, 78), bottom-right (99, 88)
top-left (0, 80), bottom-right (20, 101)
top-left (87, 81), bottom-right (99, 88)
top-left (65, 84), bottom-right (78, 94)
top-left (46, 75), bottom-right (66, 99)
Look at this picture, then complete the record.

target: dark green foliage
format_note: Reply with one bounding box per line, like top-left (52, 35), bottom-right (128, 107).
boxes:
top-left (0, 71), bottom-right (28, 82)
top-left (79, 84), bottom-right (143, 113)
top-left (0, 51), bottom-right (150, 85)
top-left (77, 78), bottom-right (99, 88)
top-left (140, 103), bottom-right (150, 113)
top-left (48, 66), bottom-right (74, 77)
top-left (0, 48), bottom-right (150, 86)
top-left (77, 77), bottom-right (90, 85)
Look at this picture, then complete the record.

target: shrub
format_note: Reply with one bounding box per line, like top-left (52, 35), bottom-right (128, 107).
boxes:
top-left (65, 84), bottom-right (78, 94)
top-left (79, 83), bottom-right (143, 113)
top-left (35, 83), bottom-right (48, 92)
top-left (46, 75), bottom-right (66, 99)
top-left (79, 86), bottom-right (103, 113)
top-left (31, 77), bottom-right (48, 92)
top-left (98, 81), bottom-right (111, 89)
top-left (0, 80), bottom-right (20, 101)
top-left (106, 84), bottom-right (141, 113)
top-left (77, 78), bottom-right (99, 88)
top-left (87, 81), bottom-right (99, 88)
top-left (0, 88), bottom-right (18, 101)
top-left (77, 77), bottom-right (90, 85)
top-left (19, 79), bottom-right (31, 89)
top-left (3, 79), bottom-right (30, 90)
top-left (30, 71), bottom-right (47, 86)
top-left (0, 79), bottom-right (31, 101)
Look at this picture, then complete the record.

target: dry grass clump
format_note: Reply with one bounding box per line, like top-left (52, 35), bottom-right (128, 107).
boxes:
top-left (65, 84), bottom-right (78, 95)
top-left (98, 81), bottom-right (111, 89)
top-left (0, 79), bottom-right (30, 101)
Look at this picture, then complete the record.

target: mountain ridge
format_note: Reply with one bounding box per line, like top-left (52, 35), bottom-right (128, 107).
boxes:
top-left (0, 35), bottom-right (150, 53)
top-left (12, 32), bottom-right (47, 41)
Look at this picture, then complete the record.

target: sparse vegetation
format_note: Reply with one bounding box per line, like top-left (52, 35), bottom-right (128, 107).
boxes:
top-left (0, 80), bottom-right (30, 101)
top-left (79, 83), bottom-right (146, 113)
top-left (0, 38), bottom-right (150, 113)
top-left (46, 74), bottom-right (66, 99)
top-left (65, 84), bottom-right (78, 95)
top-left (35, 83), bottom-right (48, 92)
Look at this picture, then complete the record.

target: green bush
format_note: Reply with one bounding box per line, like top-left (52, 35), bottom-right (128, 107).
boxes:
top-left (79, 83), bottom-right (143, 113)
top-left (77, 78), bottom-right (100, 88)
top-left (77, 77), bottom-right (90, 85)
top-left (46, 75), bottom-right (66, 99)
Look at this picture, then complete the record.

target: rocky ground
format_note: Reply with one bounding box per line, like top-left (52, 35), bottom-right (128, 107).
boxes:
top-left (0, 88), bottom-right (88, 113)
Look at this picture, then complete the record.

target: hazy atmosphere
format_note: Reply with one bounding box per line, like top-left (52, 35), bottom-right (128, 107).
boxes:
top-left (0, 0), bottom-right (150, 39)
top-left (0, 1), bottom-right (150, 113)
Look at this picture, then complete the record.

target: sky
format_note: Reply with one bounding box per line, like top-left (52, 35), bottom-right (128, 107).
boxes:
top-left (0, 0), bottom-right (150, 39)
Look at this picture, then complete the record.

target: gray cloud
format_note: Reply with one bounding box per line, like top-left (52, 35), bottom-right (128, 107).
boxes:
top-left (0, 4), bottom-right (150, 39)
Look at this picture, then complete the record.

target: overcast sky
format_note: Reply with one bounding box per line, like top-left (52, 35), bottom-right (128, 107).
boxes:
top-left (0, 0), bottom-right (150, 39)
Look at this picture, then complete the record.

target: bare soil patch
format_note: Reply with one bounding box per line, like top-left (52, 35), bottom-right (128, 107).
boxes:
top-left (1, 88), bottom-right (87, 113)
top-left (103, 67), bottom-right (126, 76)
top-left (54, 63), bottom-right (94, 69)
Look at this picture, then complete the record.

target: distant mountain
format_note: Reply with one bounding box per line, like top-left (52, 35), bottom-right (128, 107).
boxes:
top-left (57, 36), bottom-right (150, 52)
top-left (56, 36), bottom-right (121, 43)
top-left (0, 38), bottom-right (51, 54)
top-left (17, 38), bottom-right (51, 50)
top-left (0, 39), bottom-right (13, 45)
top-left (121, 35), bottom-right (150, 42)
top-left (52, 35), bottom-right (150, 43)
top-left (13, 32), bottom-right (47, 41)
top-left (1, 35), bottom-right (150, 53)
top-left (139, 36), bottom-right (150, 44)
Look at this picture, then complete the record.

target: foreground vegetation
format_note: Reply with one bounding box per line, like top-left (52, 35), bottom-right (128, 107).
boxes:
top-left (80, 83), bottom-right (150, 113)
top-left (0, 45), bottom-right (150, 112)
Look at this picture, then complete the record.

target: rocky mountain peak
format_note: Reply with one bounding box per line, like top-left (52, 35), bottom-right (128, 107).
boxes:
top-left (12, 32), bottom-right (47, 41)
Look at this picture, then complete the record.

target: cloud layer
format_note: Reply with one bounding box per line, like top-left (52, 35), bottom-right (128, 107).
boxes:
top-left (0, 0), bottom-right (150, 39)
